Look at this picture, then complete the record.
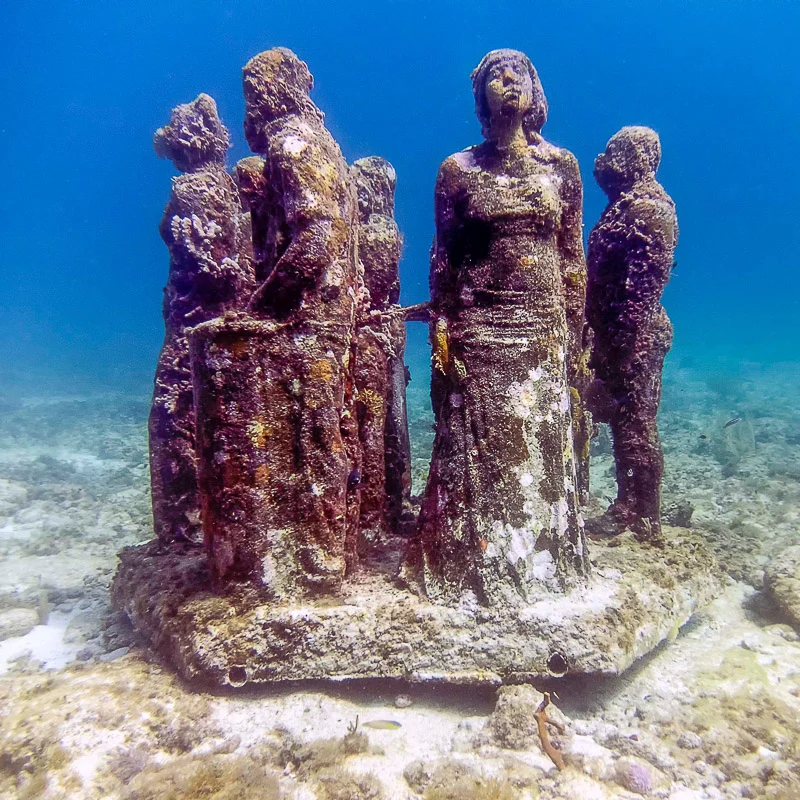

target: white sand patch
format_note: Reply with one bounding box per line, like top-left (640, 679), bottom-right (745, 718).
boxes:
top-left (519, 578), bottom-right (619, 624)
top-left (0, 610), bottom-right (81, 674)
top-left (0, 553), bottom-right (112, 593)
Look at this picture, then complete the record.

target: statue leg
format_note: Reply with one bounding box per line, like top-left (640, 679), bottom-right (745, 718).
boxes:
top-left (609, 309), bottom-right (672, 545)
top-left (149, 335), bottom-right (202, 544)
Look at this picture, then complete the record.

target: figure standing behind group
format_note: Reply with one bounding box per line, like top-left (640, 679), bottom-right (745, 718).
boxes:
top-left (408, 49), bottom-right (590, 605)
top-left (149, 94), bottom-right (255, 546)
top-left (586, 126), bottom-right (678, 545)
top-left (351, 157), bottom-right (413, 555)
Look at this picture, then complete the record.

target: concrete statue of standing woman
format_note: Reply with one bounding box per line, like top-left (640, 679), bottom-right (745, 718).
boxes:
top-left (408, 49), bottom-right (590, 606)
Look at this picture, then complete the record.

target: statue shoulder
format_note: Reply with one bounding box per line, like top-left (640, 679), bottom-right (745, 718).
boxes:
top-left (267, 119), bottom-right (328, 167)
top-left (548, 145), bottom-right (581, 182)
top-left (628, 191), bottom-right (678, 247)
top-left (542, 146), bottom-right (582, 208)
top-left (169, 168), bottom-right (235, 208)
top-left (628, 190), bottom-right (672, 219)
top-left (437, 147), bottom-right (481, 184)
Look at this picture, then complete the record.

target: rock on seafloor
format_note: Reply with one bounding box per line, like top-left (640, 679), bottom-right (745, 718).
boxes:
top-left (764, 545), bottom-right (800, 628)
top-left (0, 608), bottom-right (39, 641)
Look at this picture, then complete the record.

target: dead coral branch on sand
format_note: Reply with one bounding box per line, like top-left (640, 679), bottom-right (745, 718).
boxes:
top-left (535, 691), bottom-right (566, 771)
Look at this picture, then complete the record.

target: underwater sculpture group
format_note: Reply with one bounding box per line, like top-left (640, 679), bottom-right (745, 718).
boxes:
top-left (114, 48), bottom-right (718, 687)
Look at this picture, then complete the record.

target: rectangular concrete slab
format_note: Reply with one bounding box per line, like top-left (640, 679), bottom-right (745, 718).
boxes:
top-left (112, 528), bottom-right (721, 689)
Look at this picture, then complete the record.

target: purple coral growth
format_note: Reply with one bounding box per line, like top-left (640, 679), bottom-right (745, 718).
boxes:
top-left (617, 761), bottom-right (653, 795)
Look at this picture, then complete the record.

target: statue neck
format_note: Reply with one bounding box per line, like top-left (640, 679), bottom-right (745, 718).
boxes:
top-left (488, 117), bottom-right (528, 154)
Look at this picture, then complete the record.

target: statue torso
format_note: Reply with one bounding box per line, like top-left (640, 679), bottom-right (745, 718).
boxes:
top-left (438, 143), bottom-right (567, 310)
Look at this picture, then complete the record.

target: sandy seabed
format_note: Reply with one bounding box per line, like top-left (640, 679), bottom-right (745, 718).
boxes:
top-left (1, 358), bottom-right (799, 800)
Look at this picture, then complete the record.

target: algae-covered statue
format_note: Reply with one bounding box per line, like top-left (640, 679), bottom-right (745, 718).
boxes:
top-left (149, 94), bottom-right (255, 545)
top-left (351, 157), bottom-right (413, 553)
top-left (410, 49), bottom-right (590, 604)
top-left (189, 48), bottom-right (360, 596)
top-left (586, 126), bottom-right (678, 545)
top-left (114, 49), bottom-right (718, 690)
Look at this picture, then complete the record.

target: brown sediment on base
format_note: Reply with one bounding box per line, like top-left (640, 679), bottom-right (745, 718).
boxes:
top-left (112, 527), bottom-right (720, 690)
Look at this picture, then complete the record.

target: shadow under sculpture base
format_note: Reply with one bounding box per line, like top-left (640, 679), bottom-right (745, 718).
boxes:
top-left (112, 526), bottom-right (719, 688)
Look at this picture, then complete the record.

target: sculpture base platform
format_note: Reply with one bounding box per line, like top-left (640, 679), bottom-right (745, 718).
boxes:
top-left (112, 528), bottom-right (720, 689)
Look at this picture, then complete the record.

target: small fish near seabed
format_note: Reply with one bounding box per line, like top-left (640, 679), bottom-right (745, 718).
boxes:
top-left (666, 619), bottom-right (682, 644)
top-left (362, 720), bottom-right (402, 730)
top-left (723, 417), bottom-right (742, 429)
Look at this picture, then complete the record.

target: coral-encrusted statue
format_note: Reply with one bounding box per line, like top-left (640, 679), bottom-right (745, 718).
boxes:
top-left (351, 157), bottom-right (413, 554)
top-left (189, 49), bottom-right (360, 596)
top-left (409, 49), bottom-right (590, 604)
top-left (586, 126), bottom-right (678, 545)
top-left (113, 49), bottom-right (719, 690)
top-left (149, 94), bottom-right (254, 544)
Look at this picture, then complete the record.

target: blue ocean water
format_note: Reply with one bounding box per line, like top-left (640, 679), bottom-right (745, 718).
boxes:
top-left (2, 0), bottom-right (798, 393)
top-left (3, 5), bottom-right (800, 797)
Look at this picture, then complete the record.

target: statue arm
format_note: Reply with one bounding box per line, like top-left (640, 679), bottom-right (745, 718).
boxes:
top-left (621, 197), bottom-right (677, 319)
top-left (248, 218), bottom-right (334, 312)
top-left (557, 151), bottom-right (589, 379)
top-left (249, 143), bottom-right (344, 311)
top-left (430, 158), bottom-right (461, 309)
top-left (429, 158), bottom-right (462, 421)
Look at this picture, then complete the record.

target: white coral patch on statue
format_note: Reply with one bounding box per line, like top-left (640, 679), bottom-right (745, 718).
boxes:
top-left (507, 525), bottom-right (536, 566)
top-left (508, 367), bottom-right (543, 419)
top-left (453, 150), bottom-right (479, 171)
top-left (530, 550), bottom-right (557, 582)
top-left (522, 500), bottom-right (537, 516)
top-left (192, 214), bottom-right (221, 240)
top-left (283, 135), bottom-right (308, 155)
top-left (261, 554), bottom-right (279, 590)
top-left (550, 497), bottom-right (571, 538)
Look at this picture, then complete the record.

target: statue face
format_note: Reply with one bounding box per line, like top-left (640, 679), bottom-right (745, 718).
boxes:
top-left (484, 59), bottom-right (533, 123)
top-left (595, 127), bottom-right (660, 195)
top-left (594, 138), bottom-right (630, 190)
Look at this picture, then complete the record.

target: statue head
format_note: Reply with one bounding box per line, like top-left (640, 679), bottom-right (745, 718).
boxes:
top-left (594, 126), bottom-right (661, 197)
top-left (352, 157), bottom-right (401, 308)
top-left (234, 156), bottom-right (266, 210)
top-left (243, 48), bottom-right (322, 153)
top-left (154, 93), bottom-right (230, 173)
top-left (351, 156), bottom-right (397, 222)
top-left (471, 49), bottom-right (548, 143)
